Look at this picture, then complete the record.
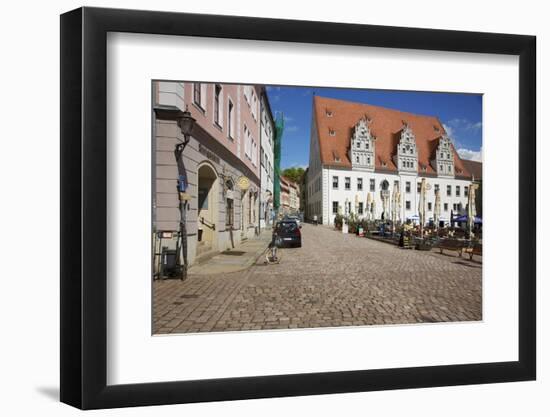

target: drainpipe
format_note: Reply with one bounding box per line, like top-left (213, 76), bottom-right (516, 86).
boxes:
top-left (258, 145), bottom-right (262, 236)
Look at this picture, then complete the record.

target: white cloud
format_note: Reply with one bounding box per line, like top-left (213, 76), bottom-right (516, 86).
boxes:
top-left (457, 147), bottom-right (482, 162)
top-left (442, 123), bottom-right (454, 136)
top-left (446, 118), bottom-right (482, 131)
top-left (285, 125), bottom-right (299, 132)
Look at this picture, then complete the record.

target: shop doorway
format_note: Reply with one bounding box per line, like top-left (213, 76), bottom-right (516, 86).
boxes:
top-left (197, 163), bottom-right (218, 255)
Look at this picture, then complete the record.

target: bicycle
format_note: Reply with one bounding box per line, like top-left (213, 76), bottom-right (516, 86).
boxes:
top-left (264, 236), bottom-right (283, 264)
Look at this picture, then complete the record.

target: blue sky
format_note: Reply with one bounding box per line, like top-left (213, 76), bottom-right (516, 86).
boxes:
top-left (266, 86), bottom-right (483, 170)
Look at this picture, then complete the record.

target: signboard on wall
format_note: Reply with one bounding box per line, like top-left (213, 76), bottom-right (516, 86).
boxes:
top-left (236, 176), bottom-right (250, 191)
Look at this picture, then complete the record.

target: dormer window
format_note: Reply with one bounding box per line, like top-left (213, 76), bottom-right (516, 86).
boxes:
top-left (326, 109), bottom-right (333, 117)
top-left (329, 128), bottom-right (335, 136)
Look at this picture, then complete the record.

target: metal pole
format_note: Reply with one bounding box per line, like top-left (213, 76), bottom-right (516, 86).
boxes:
top-left (175, 141), bottom-right (188, 281)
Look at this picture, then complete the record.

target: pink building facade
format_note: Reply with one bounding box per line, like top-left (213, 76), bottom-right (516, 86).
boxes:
top-left (280, 176), bottom-right (300, 215)
top-left (153, 81), bottom-right (263, 266)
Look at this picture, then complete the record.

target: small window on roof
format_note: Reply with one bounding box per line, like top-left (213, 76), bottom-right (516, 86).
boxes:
top-left (326, 109), bottom-right (333, 117)
top-left (329, 128), bottom-right (335, 136)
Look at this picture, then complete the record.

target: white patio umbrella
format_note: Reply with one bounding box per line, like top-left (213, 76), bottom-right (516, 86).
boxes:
top-left (434, 189), bottom-right (441, 230)
top-left (366, 192), bottom-right (372, 220)
top-left (396, 190), bottom-right (402, 222)
top-left (467, 183), bottom-right (478, 239)
top-left (371, 199), bottom-right (376, 220)
top-left (419, 178), bottom-right (426, 236)
top-left (391, 188), bottom-right (397, 233)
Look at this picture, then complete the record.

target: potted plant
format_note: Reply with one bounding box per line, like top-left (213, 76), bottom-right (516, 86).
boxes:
top-left (334, 213), bottom-right (343, 230)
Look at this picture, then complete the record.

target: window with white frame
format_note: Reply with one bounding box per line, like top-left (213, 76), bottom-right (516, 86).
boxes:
top-left (193, 82), bottom-right (201, 106)
top-left (214, 84), bottom-right (223, 127)
top-left (193, 82), bottom-right (206, 110)
top-left (252, 140), bottom-right (257, 166)
top-left (228, 99), bottom-right (235, 140)
top-left (244, 124), bottom-right (251, 159)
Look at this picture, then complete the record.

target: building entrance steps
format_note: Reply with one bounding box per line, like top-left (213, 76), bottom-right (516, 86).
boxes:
top-left (188, 228), bottom-right (273, 275)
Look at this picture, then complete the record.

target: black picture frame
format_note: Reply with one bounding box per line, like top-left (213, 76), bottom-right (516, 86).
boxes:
top-left (60, 6), bottom-right (536, 410)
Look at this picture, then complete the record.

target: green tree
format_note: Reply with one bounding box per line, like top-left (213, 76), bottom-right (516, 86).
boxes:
top-left (281, 166), bottom-right (305, 183)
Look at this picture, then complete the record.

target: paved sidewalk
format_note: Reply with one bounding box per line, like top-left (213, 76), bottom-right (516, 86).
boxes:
top-left (188, 228), bottom-right (272, 275)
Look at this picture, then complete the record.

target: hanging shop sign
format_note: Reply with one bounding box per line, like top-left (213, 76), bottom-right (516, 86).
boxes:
top-left (236, 176), bottom-right (250, 191)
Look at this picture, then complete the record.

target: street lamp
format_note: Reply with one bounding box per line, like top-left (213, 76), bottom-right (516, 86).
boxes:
top-left (177, 107), bottom-right (196, 146)
top-left (174, 106), bottom-right (196, 280)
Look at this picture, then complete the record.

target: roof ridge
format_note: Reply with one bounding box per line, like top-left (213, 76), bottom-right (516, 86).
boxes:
top-left (314, 94), bottom-right (440, 121)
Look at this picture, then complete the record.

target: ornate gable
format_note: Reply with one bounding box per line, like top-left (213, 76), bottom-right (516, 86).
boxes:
top-left (433, 134), bottom-right (455, 177)
top-left (394, 123), bottom-right (418, 173)
top-left (350, 117), bottom-right (375, 171)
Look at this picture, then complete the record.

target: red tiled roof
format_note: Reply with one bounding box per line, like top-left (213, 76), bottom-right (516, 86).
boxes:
top-left (461, 159), bottom-right (482, 181)
top-left (313, 96), bottom-right (472, 178)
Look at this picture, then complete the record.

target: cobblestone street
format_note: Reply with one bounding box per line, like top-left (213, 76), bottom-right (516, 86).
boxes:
top-left (153, 224), bottom-right (482, 333)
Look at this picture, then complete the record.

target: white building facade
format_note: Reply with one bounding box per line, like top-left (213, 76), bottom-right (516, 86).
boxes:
top-left (259, 89), bottom-right (275, 228)
top-left (306, 96), bottom-right (477, 226)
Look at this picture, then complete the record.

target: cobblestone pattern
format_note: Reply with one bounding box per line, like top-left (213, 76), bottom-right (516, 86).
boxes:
top-left (153, 224), bottom-right (482, 333)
